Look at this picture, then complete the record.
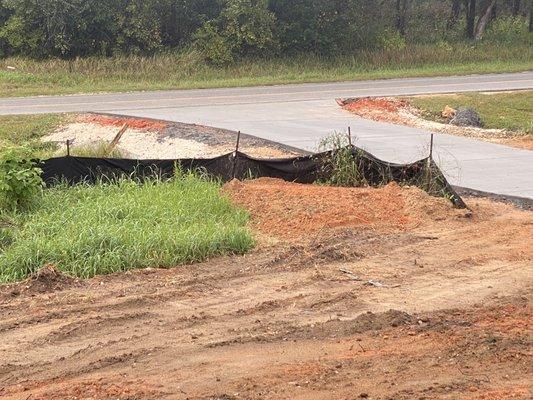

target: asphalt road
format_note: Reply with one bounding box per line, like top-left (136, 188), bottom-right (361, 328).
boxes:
top-left (1, 72), bottom-right (533, 197)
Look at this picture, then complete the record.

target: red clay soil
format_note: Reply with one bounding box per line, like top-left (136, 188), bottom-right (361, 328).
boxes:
top-left (343, 97), bottom-right (409, 113)
top-left (224, 178), bottom-right (465, 240)
top-left (342, 97), bottom-right (413, 126)
top-left (78, 114), bottom-right (168, 131)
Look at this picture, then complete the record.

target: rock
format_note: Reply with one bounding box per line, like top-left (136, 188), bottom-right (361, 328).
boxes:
top-left (450, 107), bottom-right (484, 128)
top-left (441, 105), bottom-right (456, 119)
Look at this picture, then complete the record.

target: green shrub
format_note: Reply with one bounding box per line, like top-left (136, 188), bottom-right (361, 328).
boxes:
top-left (318, 132), bottom-right (366, 187)
top-left (0, 147), bottom-right (43, 210)
top-left (195, 0), bottom-right (278, 65)
top-left (484, 16), bottom-right (530, 44)
top-left (378, 29), bottom-right (407, 52)
top-left (194, 22), bottom-right (235, 65)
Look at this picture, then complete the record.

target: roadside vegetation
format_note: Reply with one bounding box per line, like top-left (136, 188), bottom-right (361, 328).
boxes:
top-left (1, 43), bottom-right (532, 97)
top-left (0, 171), bottom-right (253, 283)
top-left (0, 1), bottom-right (532, 97)
top-left (409, 91), bottom-right (533, 134)
top-left (0, 114), bottom-right (69, 156)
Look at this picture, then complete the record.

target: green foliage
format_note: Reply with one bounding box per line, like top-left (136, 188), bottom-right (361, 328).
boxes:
top-left (194, 22), bottom-right (235, 65)
top-left (484, 16), bottom-right (531, 44)
top-left (318, 133), bottom-right (366, 187)
top-left (0, 147), bottom-right (43, 210)
top-left (1, 0), bottom-right (530, 60)
top-left (378, 29), bottom-right (407, 52)
top-left (195, 0), bottom-right (278, 64)
top-left (0, 174), bottom-right (254, 282)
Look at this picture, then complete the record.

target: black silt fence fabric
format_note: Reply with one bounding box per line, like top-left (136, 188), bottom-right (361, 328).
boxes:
top-left (39, 146), bottom-right (466, 208)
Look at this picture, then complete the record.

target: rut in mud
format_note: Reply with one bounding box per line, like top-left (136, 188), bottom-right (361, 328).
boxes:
top-left (0, 180), bottom-right (532, 399)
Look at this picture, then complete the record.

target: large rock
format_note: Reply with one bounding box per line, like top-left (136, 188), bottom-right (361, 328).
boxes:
top-left (450, 107), bottom-right (484, 128)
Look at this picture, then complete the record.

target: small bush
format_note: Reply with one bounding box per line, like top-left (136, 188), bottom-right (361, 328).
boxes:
top-left (484, 16), bottom-right (530, 44)
top-left (377, 29), bottom-right (407, 52)
top-left (0, 147), bottom-right (43, 210)
top-left (318, 132), bottom-right (366, 187)
top-left (194, 22), bottom-right (235, 65)
top-left (195, 0), bottom-right (278, 65)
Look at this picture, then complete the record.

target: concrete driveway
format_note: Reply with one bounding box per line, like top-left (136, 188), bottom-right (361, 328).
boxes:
top-left (1, 72), bottom-right (532, 197)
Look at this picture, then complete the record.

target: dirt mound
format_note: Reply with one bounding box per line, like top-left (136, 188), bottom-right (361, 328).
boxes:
top-left (224, 178), bottom-right (462, 240)
top-left (4, 264), bottom-right (80, 297)
top-left (341, 97), bottom-right (412, 125)
top-left (342, 97), bottom-right (409, 113)
top-left (0, 194), bottom-right (531, 400)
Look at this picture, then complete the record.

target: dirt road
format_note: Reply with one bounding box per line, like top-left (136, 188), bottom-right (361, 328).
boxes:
top-left (1, 180), bottom-right (532, 399)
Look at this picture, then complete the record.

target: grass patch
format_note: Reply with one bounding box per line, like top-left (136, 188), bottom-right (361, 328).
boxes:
top-left (0, 114), bottom-right (69, 156)
top-left (409, 91), bottom-right (533, 134)
top-left (0, 174), bottom-right (253, 283)
top-left (69, 140), bottom-right (131, 158)
top-left (1, 42), bottom-right (532, 97)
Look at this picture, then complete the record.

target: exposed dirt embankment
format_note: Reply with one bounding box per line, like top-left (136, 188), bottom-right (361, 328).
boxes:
top-left (223, 178), bottom-right (467, 240)
top-left (1, 180), bottom-right (532, 399)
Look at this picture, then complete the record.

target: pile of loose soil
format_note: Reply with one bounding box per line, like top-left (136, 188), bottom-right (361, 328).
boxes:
top-left (223, 178), bottom-right (465, 240)
top-left (1, 264), bottom-right (80, 300)
top-left (340, 96), bottom-right (532, 150)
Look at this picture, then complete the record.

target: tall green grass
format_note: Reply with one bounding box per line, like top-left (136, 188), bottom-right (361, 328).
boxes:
top-left (1, 42), bottom-right (532, 97)
top-left (0, 174), bottom-right (253, 283)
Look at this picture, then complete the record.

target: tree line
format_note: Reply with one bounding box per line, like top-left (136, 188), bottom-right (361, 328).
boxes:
top-left (0, 0), bottom-right (531, 62)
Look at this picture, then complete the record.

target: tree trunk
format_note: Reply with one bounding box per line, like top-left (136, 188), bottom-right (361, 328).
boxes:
top-left (474, 0), bottom-right (496, 40)
top-left (512, 0), bottom-right (521, 15)
top-left (396, 0), bottom-right (408, 37)
top-left (466, 0), bottom-right (477, 39)
top-left (530, 2), bottom-right (533, 32)
top-left (448, 0), bottom-right (462, 28)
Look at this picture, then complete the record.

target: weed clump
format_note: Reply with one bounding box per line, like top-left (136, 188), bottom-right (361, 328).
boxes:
top-left (0, 146), bottom-right (43, 210)
top-left (317, 133), bottom-right (367, 187)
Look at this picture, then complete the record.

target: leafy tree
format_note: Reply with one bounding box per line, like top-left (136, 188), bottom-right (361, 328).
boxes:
top-left (195, 0), bottom-right (278, 64)
top-left (0, 0), bottom-right (530, 59)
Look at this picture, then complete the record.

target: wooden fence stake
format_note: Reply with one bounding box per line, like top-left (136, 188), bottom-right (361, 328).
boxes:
top-left (106, 124), bottom-right (128, 156)
top-left (348, 126), bottom-right (352, 146)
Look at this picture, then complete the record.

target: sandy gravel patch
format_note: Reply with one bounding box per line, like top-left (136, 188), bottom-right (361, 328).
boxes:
top-left (43, 114), bottom-right (301, 159)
